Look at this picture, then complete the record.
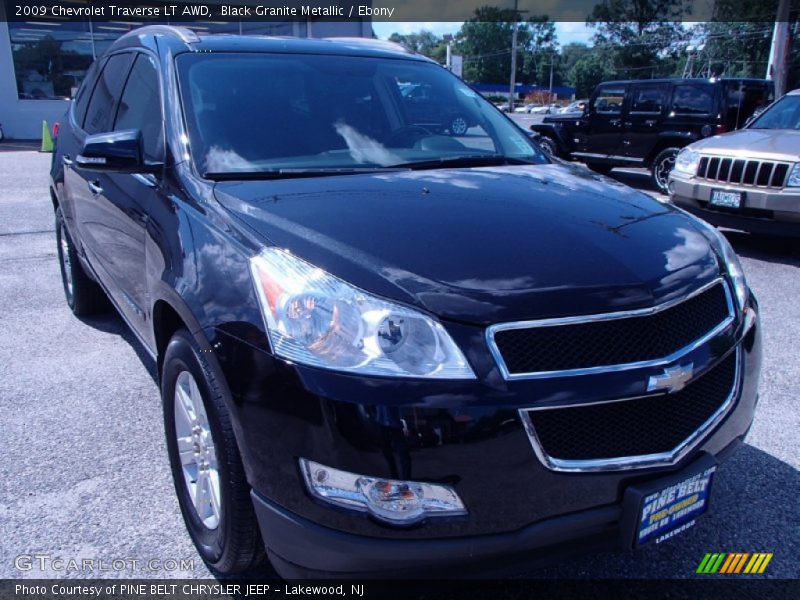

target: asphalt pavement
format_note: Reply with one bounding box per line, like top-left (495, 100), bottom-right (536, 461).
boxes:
top-left (0, 150), bottom-right (797, 579)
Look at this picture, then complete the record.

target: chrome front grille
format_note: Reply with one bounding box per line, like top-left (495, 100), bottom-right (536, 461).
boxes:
top-left (519, 349), bottom-right (741, 472)
top-left (696, 156), bottom-right (791, 188)
top-left (487, 279), bottom-right (734, 380)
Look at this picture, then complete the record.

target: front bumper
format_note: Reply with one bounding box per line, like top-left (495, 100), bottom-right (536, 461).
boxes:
top-left (252, 445), bottom-right (741, 578)
top-left (208, 295), bottom-right (762, 575)
top-left (669, 174), bottom-right (800, 235)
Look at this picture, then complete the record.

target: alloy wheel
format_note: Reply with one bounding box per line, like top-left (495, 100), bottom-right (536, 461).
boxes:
top-left (59, 223), bottom-right (74, 300)
top-left (538, 137), bottom-right (557, 157)
top-left (173, 370), bottom-right (221, 530)
top-left (451, 117), bottom-right (468, 136)
top-left (655, 154), bottom-right (676, 192)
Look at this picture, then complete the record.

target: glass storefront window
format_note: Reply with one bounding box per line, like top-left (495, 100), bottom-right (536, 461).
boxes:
top-left (9, 19), bottom-right (95, 99)
top-left (8, 15), bottom-right (352, 101)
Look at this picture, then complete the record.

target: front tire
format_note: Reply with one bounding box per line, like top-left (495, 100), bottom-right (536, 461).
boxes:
top-left (536, 136), bottom-right (559, 158)
top-left (651, 147), bottom-right (679, 194)
top-left (55, 207), bottom-right (107, 316)
top-left (162, 329), bottom-right (265, 575)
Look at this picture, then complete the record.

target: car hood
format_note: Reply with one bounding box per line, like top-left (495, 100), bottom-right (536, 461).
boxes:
top-left (690, 129), bottom-right (800, 161)
top-left (214, 163), bottom-right (721, 325)
top-left (543, 113), bottom-right (582, 123)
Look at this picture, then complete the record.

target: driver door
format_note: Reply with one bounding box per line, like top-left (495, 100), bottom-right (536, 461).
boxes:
top-left (574, 84), bottom-right (627, 158)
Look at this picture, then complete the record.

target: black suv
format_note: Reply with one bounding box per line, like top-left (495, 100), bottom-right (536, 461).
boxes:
top-left (51, 27), bottom-right (761, 578)
top-left (531, 78), bottom-right (773, 192)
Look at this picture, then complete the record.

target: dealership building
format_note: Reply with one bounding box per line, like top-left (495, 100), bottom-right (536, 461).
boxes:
top-left (0, 3), bottom-right (372, 139)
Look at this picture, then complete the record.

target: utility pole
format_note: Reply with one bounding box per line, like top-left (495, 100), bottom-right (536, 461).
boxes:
top-left (766, 0), bottom-right (791, 98)
top-left (508, 0), bottom-right (519, 111)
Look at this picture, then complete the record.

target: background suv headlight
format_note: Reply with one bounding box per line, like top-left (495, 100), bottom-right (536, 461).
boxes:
top-left (787, 163), bottom-right (800, 187)
top-left (673, 148), bottom-right (701, 176)
top-left (250, 248), bottom-right (475, 379)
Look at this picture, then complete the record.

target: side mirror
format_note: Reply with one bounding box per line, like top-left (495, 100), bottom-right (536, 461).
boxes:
top-left (76, 129), bottom-right (161, 173)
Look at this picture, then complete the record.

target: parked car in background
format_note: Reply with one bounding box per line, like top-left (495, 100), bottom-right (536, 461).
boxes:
top-left (528, 103), bottom-right (560, 114)
top-left (669, 88), bottom-right (800, 236)
top-left (560, 100), bottom-right (587, 114)
top-left (400, 82), bottom-right (476, 135)
top-left (530, 78), bottom-right (774, 193)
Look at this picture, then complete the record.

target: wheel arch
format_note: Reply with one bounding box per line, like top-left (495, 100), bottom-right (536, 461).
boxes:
top-left (530, 124), bottom-right (570, 155)
top-left (152, 294), bottom-right (211, 380)
top-left (645, 137), bottom-right (691, 166)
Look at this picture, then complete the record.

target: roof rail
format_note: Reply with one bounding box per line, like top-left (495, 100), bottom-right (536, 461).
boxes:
top-left (322, 37), bottom-right (414, 54)
top-left (117, 25), bottom-right (200, 44)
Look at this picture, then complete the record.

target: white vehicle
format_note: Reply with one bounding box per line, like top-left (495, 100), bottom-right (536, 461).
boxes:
top-left (528, 103), bottom-right (559, 114)
top-left (560, 100), bottom-right (587, 114)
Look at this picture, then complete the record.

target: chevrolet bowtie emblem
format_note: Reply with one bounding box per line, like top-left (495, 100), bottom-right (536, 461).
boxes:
top-left (648, 363), bottom-right (694, 393)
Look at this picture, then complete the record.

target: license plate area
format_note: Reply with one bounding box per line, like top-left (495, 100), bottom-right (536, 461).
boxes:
top-left (620, 455), bottom-right (717, 548)
top-left (710, 189), bottom-right (743, 209)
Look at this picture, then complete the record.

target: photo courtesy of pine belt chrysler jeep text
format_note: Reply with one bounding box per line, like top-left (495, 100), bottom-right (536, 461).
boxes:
top-left (50, 26), bottom-right (762, 578)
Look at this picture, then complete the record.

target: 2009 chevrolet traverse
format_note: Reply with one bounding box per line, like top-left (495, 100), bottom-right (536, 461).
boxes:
top-left (50, 26), bottom-right (762, 578)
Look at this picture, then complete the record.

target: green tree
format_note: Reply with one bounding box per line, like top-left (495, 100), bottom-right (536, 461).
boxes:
top-left (587, 0), bottom-right (689, 79)
top-left (388, 30), bottom-right (448, 63)
top-left (455, 6), bottom-right (558, 84)
top-left (692, 1), bottom-right (783, 79)
top-left (569, 51), bottom-right (616, 97)
top-left (520, 17), bottom-right (559, 85)
top-left (560, 42), bottom-right (593, 76)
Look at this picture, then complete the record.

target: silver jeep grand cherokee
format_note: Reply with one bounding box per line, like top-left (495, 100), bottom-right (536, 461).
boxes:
top-left (669, 88), bottom-right (800, 236)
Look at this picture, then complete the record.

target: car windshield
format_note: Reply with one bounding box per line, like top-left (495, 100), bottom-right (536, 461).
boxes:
top-left (176, 52), bottom-right (547, 177)
top-left (748, 93), bottom-right (800, 130)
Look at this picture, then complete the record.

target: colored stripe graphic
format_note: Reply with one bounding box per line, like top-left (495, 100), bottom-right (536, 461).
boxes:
top-left (720, 553), bottom-right (749, 574)
top-left (744, 553), bottom-right (773, 574)
top-left (697, 553), bottom-right (726, 573)
top-left (699, 553), bottom-right (773, 574)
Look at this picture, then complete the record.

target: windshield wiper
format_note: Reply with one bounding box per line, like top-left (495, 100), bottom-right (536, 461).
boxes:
top-left (386, 155), bottom-right (539, 171)
top-left (204, 167), bottom-right (407, 181)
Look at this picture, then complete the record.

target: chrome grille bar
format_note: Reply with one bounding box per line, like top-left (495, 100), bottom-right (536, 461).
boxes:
top-left (696, 155), bottom-right (792, 188)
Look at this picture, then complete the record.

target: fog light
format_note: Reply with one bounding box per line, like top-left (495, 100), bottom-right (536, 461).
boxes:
top-left (299, 459), bottom-right (467, 525)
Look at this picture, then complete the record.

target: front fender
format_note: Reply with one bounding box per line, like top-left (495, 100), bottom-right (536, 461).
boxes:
top-left (530, 123), bottom-right (573, 154)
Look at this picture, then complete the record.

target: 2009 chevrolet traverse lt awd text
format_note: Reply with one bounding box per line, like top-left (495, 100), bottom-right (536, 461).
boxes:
top-left (50, 27), bottom-right (762, 578)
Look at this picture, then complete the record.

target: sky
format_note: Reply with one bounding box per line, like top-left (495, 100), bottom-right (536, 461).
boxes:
top-left (371, 21), bottom-right (596, 46)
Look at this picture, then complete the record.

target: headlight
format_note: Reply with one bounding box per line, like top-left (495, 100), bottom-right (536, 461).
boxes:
top-left (787, 163), bottom-right (800, 187)
top-left (673, 148), bottom-right (701, 176)
top-left (249, 248), bottom-right (475, 379)
top-left (680, 212), bottom-right (748, 311)
top-left (715, 230), bottom-right (748, 312)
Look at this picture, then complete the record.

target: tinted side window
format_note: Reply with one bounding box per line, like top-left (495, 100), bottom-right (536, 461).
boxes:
top-left (72, 59), bottom-right (102, 128)
top-left (84, 53), bottom-right (135, 134)
top-left (670, 84), bottom-right (714, 115)
top-left (114, 54), bottom-right (163, 162)
top-left (630, 84), bottom-right (669, 113)
top-left (592, 86), bottom-right (625, 114)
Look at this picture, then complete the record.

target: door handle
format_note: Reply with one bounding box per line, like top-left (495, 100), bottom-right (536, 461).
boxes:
top-left (609, 119), bottom-right (621, 127)
top-left (623, 122), bottom-right (633, 127)
top-left (62, 155), bottom-right (73, 166)
top-left (87, 180), bottom-right (103, 195)
top-left (645, 119), bottom-right (657, 126)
